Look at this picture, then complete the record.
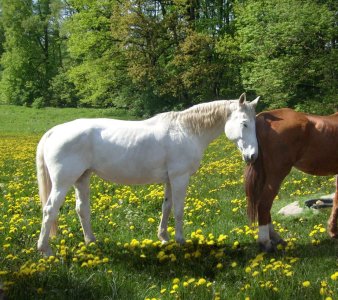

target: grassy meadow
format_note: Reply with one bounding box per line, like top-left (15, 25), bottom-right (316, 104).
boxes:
top-left (0, 105), bottom-right (337, 300)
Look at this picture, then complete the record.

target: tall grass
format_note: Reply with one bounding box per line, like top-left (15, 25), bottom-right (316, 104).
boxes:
top-left (0, 105), bottom-right (337, 300)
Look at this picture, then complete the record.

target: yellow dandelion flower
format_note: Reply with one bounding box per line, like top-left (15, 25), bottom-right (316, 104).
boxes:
top-left (172, 278), bottom-right (180, 284)
top-left (187, 278), bottom-right (195, 284)
top-left (216, 263), bottom-right (223, 269)
top-left (330, 272), bottom-right (338, 280)
top-left (302, 281), bottom-right (310, 287)
top-left (197, 278), bottom-right (207, 285)
top-left (252, 271), bottom-right (259, 277)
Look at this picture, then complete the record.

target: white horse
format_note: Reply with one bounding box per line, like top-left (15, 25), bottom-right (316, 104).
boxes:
top-left (37, 93), bottom-right (259, 256)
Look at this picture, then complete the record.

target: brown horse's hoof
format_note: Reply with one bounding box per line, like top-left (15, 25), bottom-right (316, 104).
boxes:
top-left (258, 241), bottom-right (275, 253)
top-left (327, 223), bottom-right (338, 239)
top-left (328, 231), bottom-right (338, 239)
top-left (272, 238), bottom-right (287, 247)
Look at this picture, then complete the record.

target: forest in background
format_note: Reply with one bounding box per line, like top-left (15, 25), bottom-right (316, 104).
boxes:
top-left (0, 0), bottom-right (336, 115)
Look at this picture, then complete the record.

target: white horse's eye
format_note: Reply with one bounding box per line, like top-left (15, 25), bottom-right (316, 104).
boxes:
top-left (243, 123), bottom-right (248, 128)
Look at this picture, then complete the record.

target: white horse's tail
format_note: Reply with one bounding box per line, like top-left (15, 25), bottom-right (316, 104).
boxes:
top-left (36, 132), bottom-right (57, 236)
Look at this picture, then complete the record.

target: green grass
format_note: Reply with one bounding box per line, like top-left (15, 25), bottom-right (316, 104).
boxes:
top-left (0, 105), bottom-right (337, 300)
top-left (0, 105), bottom-right (133, 135)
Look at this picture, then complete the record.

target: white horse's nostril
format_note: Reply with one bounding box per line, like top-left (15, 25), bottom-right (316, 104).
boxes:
top-left (244, 153), bottom-right (257, 164)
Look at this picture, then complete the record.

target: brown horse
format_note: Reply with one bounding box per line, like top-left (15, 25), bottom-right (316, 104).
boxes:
top-left (245, 108), bottom-right (338, 252)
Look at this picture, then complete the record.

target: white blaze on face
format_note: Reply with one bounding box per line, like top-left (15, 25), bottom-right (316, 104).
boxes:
top-left (224, 96), bottom-right (260, 164)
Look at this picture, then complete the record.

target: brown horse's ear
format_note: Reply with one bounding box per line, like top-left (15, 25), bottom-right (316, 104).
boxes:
top-left (239, 93), bottom-right (246, 104)
top-left (250, 96), bottom-right (260, 108)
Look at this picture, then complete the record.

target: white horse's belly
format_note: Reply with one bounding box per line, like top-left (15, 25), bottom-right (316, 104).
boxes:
top-left (94, 166), bottom-right (168, 185)
top-left (93, 152), bottom-right (168, 184)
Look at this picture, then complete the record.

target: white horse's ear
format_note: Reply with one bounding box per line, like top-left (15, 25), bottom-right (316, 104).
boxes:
top-left (250, 96), bottom-right (260, 108)
top-left (239, 93), bottom-right (246, 105)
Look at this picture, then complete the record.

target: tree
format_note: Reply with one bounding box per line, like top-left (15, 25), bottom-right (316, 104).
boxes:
top-left (236, 0), bottom-right (337, 113)
top-left (0, 0), bottom-right (64, 106)
top-left (62, 0), bottom-right (126, 108)
top-left (109, 0), bottom-right (241, 114)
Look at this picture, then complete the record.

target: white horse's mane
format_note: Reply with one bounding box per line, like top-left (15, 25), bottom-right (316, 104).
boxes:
top-left (157, 100), bottom-right (235, 134)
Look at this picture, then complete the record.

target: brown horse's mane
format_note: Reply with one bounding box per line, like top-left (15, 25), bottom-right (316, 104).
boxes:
top-left (245, 149), bottom-right (265, 223)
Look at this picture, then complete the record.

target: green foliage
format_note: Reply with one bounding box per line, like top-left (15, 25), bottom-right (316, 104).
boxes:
top-left (63, 0), bottom-right (124, 107)
top-left (0, 0), bottom-right (336, 114)
top-left (236, 0), bottom-right (337, 112)
top-left (0, 0), bottom-right (64, 106)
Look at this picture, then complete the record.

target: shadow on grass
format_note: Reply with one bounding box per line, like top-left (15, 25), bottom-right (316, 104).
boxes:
top-left (97, 237), bottom-right (338, 281)
top-left (5, 238), bottom-right (337, 300)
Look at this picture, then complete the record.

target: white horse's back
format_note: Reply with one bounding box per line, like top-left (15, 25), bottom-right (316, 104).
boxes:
top-left (43, 117), bottom-right (172, 185)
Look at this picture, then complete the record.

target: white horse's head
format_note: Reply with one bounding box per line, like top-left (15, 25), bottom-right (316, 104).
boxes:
top-left (224, 93), bottom-right (260, 164)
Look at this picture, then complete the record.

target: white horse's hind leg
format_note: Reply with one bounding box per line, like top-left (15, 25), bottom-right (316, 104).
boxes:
top-left (170, 174), bottom-right (189, 244)
top-left (74, 171), bottom-right (96, 244)
top-left (37, 187), bottom-right (68, 256)
top-left (158, 182), bottom-right (172, 242)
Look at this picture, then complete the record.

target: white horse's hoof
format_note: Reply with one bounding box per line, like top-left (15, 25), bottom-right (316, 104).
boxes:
top-left (84, 236), bottom-right (96, 244)
top-left (175, 237), bottom-right (186, 245)
top-left (38, 246), bottom-right (54, 257)
top-left (158, 231), bottom-right (170, 242)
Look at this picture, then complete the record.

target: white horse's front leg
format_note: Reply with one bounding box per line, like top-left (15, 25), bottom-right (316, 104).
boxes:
top-left (170, 174), bottom-right (190, 244)
top-left (158, 182), bottom-right (172, 243)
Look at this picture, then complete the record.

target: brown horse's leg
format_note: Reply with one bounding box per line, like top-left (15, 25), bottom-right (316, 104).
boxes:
top-left (328, 176), bottom-right (338, 238)
top-left (257, 171), bottom-right (290, 252)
